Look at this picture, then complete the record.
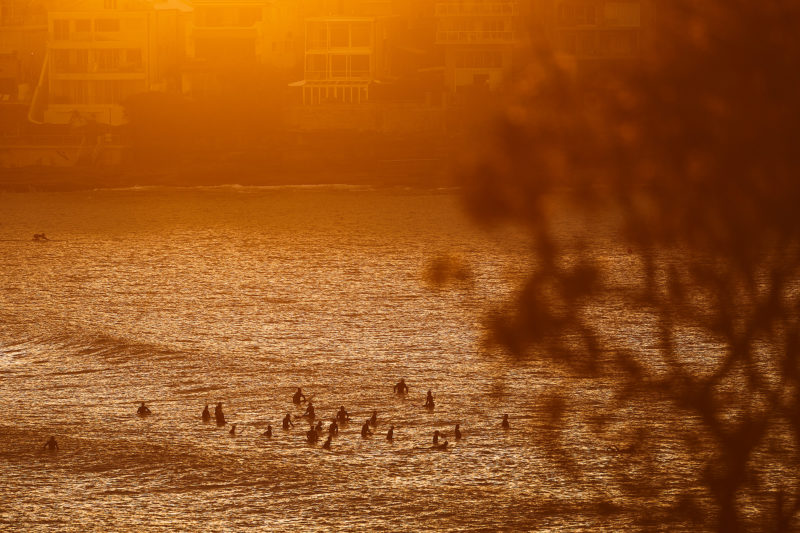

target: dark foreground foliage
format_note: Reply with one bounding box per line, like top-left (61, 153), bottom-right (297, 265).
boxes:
top-left (458, 2), bottom-right (800, 530)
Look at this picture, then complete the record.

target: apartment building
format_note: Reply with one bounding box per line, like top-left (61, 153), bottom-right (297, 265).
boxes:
top-left (435, 0), bottom-right (520, 93)
top-left (547, 0), bottom-right (650, 63)
top-left (33, 0), bottom-right (187, 126)
top-left (294, 16), bottom-right (386, 105)
top-left (183, 0), bottom-right (304, 98)
top-left (0, 0), bottom-right (48, 102)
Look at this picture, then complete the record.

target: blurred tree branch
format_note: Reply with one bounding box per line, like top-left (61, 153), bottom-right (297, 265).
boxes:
top-left (456, 1), bottom-right (800, 530)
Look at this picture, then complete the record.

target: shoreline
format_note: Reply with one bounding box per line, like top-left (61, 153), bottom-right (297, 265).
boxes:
top-left (0, 161), bottom-right (458, 193)
top-left (0, 162), bottom-right (457, 193)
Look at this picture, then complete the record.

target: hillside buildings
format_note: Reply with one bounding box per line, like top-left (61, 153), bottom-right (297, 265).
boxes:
top-left (435, 0), bottom-right (520, 93)
top-left (30, 0), bottom-right (189, 125)
top-left (8, 0), bottom-right (652, 132)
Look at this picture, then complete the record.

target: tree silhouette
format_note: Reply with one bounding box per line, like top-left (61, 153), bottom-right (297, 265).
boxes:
top-left (455, 2), bottom-right (800, 530)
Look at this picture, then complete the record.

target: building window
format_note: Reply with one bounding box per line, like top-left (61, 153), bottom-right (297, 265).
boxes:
top-left (53, 19), bottom-right (69, 40)
top-left (455, 50), bottom-right (503, 69)
top-left (329, 23), bottom-right (349, 47)
top-left (125, 49), bottom-right (143, 70)
top-left (306, 54), bottom-right (327, 79)
top-left (558, 2), bottom-right (598, 26)
top-left (350, 23), bottom-right (371, 47)
top-left (350, 54), bottom-right (370, 78)
top-left (331, 55), bottom-right (347, 78)
top-left (604, 2), bottom-right (641, 27)
top-left (239, 7), bottom-right (261, 26)
top-left (307, 22), bottom-right (327, 49)
top-left (95, 19), bottom-right (120, 32)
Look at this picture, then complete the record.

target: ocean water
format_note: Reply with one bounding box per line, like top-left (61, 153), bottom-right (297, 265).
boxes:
top-left (0, 186), bottom-right (785, 531)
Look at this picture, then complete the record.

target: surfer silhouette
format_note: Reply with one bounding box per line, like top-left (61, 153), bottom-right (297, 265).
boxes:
top-left (215, 402), bottom-right (226, 426)
top-left (293, 387), bottom-right (306, 404)
top-left (361, 420), bottom-right (373, 438)
top-left (394, 378), bottom-right (408, 395)
top-left (137, 402), bottom-right (152, 417)
top-left (424, 390), bottom-right (435, 410)
top-left (43, 436), bottom-right (59, 451)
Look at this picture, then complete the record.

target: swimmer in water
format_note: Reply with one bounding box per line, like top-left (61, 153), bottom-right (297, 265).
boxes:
top-left (283, 413), bottom-right (294, 430)
top-left (229, 424), bottom-right (238, 435)
top-left (43, 436), bottom-right (59, 451)
top-left (336, 406), bottom-right (350, 424)
top-left (215, 402), bottom-right (226, 426)
top-left (328, 420), bottom-right (339, 436)
top-left (386, 426), bottom-right (394, 442)
top-left (322, 435), bottom-right (332, 450)
top-left (201, 404), bottom-right (211, 422)
top-left (455, 424), bottom-right (462, 440)
top-left (292, 387), bottom-right (306, 405)
top-left (262, 424), bottom-right (273, 438)
top-left (394, 378), bottom-right (408, 395)
top-left (303, 402), bottom-right (315, 420)
top-left (315, 420), bottom-right (324, 435)
top-left (306, 427), bottom-right (318, 444)
top-left (433, 430), bottom-right (441, 445)
top-left (424, 390), bottom-right (434, 410)
top-left (501, 414), bottom-right (510, 430)
top-left (137, 402), bottom-right (152, 417)
top-left (369, 410), bottom-right (377, 427)
top-left (361, 420), bottom-right (373, 438)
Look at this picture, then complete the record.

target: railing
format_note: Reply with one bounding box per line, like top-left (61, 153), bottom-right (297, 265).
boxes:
top-left (436, 30), bottom-right (516, 43)
top-left (435, 2), bottom-right (518, 17)
top-left (304, 70), bottom-right (372, 81)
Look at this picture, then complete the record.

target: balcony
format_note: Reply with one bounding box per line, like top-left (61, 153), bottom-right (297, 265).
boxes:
top-left (435, 2), bottom-right (518, 17)
top-left (436, 30), bottom-right (517, 44)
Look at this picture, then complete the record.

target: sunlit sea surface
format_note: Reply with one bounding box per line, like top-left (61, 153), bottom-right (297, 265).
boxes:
top-left (0, 186), bottom-right (739, 531)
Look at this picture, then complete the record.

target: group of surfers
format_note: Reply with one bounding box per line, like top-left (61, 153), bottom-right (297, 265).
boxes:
top-left (44, 379), bottom-right (512, 452)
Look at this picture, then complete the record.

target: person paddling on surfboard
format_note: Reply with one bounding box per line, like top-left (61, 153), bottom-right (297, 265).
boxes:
top-left (292, 387), bottom-right (306, 405)
top-left (137, 402), bottom-right (152, 417)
